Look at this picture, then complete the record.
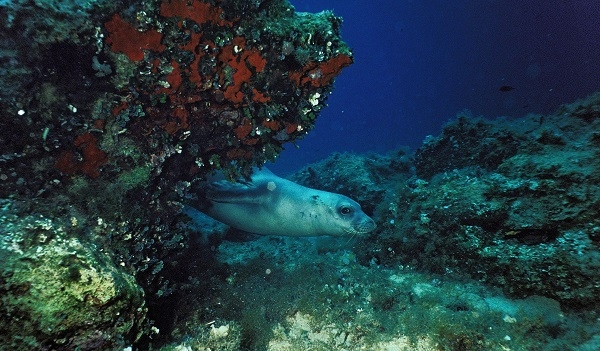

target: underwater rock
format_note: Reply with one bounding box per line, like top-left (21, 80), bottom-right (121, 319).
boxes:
top-left (0, 200), bottom-right (146, 350)
top-left (413, 114), bottom-right (521, 180)
top-left (158, 321), bottom-right (242, 351)
top-left (0, 0), bottom-right (119, 106)
top-left (368, 92), bottom-right (600, 308)
top-left (1, 0), bottom-right (352, 187)
top-left (153, 232), bottom-right (579, 350)
top-left (100, 0), bottom-right (352, 180)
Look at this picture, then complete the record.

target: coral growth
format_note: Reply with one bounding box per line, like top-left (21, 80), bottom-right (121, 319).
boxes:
top-left (290, 54), bottom-right (353, 87)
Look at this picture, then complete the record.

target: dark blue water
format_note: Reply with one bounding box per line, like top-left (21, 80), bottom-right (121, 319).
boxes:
top-left (270, 0), bottom-right (600, 174)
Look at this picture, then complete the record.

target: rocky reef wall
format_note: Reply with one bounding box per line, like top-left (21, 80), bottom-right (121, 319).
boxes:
top-left (0, 0), bottom-right (352, 349)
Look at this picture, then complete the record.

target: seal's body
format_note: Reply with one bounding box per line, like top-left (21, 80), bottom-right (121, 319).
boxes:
top-left (197, 168), bottom-right (376, 237)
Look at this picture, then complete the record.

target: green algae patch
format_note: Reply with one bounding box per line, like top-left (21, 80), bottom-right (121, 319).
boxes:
top-left (0, 200), bottom-right (146, 350)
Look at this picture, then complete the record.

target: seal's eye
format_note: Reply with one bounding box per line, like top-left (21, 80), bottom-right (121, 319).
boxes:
top-left (339, 206), bottom-right (353, 215)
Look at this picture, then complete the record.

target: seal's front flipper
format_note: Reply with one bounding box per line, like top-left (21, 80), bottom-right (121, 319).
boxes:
top-left (204, 167), bottom-right (276, 204)
top-left (205, 180), bottom-right (266, 204)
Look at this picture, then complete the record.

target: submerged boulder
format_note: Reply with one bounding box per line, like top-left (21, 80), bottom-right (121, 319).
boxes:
top-left (365, 92), bottom-right (600, 308)
top-left (0, 200), bottom-right (146, 350)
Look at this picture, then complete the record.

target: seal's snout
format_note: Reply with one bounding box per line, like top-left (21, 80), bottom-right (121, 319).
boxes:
top-left (362, 218), bottom-right (377, 233)
top-left (353, 216), bottom-right (376, 235)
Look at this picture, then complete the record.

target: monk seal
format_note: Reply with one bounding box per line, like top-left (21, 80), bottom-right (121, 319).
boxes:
top-left (193, 167), bottom-right (376, 237)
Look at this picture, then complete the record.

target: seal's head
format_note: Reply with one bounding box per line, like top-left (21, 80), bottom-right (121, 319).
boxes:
top-left (317, 193), bottom-right (377, 237)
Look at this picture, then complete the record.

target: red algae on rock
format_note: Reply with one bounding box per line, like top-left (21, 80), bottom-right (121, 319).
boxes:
top-left (103, 0), bottom-right (352, 179)
top-left (55, 132), bottom-right (108, 179)
top-left (104, 14), bottom-right (166, 62)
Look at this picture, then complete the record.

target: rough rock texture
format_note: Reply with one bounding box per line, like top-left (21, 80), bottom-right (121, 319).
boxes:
top-left (413, 113), bottom-right (521, 180)
top-left (0, 0), bottom-right (119, 105)
top-left (0, 199), bottom-right (146, 350)
top-left (361, 92), bottom-right (600, 309)
top-left (152, 232), bottom-right (575, 351)
top-left (100, 0), bottom-right (352, 181)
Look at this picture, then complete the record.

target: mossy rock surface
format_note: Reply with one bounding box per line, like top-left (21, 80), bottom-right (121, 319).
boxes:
top-left (0, 200), bottom-right (146, 350)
